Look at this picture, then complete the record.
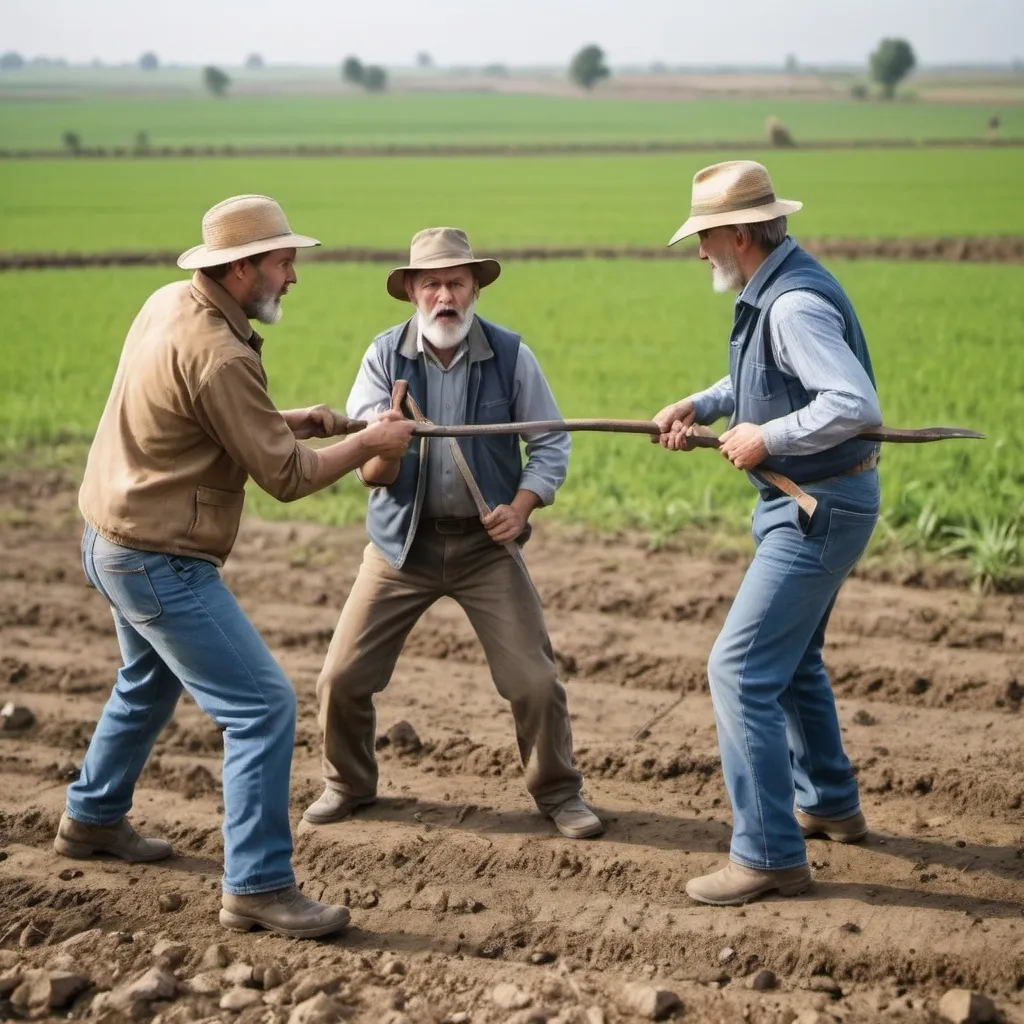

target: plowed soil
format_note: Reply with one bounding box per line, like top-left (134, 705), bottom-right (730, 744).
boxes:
top-left (1, 470), bottom-right (1022, 1023)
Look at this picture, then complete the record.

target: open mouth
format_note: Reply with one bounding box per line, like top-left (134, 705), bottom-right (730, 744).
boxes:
top-left (434, 308), bottom-right (460, 321)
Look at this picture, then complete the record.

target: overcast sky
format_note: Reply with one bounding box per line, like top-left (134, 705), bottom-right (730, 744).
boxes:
top-left (2, 0), bottom-right (1021, 67)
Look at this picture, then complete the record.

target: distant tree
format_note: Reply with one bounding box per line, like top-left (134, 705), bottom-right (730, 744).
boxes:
top-left (416, 51), bottom-right (432, 68)
top-left (987, 114), bottom-right (1000, 140)
top-left (203, 65), bottom-right (230, 97)
top-left (569, 44), bottom-right (610, 90)
top-left (341, 56), bottom-right (364, 85)
top-left (850, 82), bottom-right (870, 100)
top-left (0, 51), bottom-right (25, 70)
top-left (134, 130), bottom-right (150, 152)
top-left (649, 61), bottom-right (668, 75)
top-left (784, 53), bottom-right (799, 73)
top-left (245, 53), bottom-right (264, 70)
top-left (362, 65), bottom-right (388, 92)
top-left (139, 52), bottom-right (159, 71)
top-left (61, 130), bottom-right (81, 153)
top-left (869, 38), bottom-right (915, 99)
top-left (482, 63), bottom-right (508, 77)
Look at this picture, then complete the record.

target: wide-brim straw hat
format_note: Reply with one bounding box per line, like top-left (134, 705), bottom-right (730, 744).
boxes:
top-left (387, 227), bottom-right (501, 301)
top-left (177, 194), bottom-right (320, 270)
top-left (668, 161), bottom-right (802, 245)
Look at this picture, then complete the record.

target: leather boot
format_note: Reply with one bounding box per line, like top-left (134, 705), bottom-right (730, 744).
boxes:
top-left (796, 808), bottom-right (868, 843)
top-left (685, 861), bottom-right (812, 906)
top-left (54, 813), bottom-right (172, 863)
top-left (302, 788), bottom-right (376, 825)
top-left (220, 884), bottom-right (350, 939)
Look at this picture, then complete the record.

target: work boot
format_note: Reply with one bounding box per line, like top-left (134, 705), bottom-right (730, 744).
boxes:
top-left (54, 812), bottom-right (172, 863)
top-left (796, 808), bottom-right (869, 843)
top-left (550, 797), bottom-right (604, 839)
top-left (220, 884), bottom-right (350, 939)
top-left (302, 788), bottom-right (376, 825)
top-left (685, 862), bottom-right (812, 906)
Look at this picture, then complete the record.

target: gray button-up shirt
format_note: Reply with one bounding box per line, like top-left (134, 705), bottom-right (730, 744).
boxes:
top-left (691, 237), bottom-right (882, 456)
top-left (347, 316), bottom-right (571, 517)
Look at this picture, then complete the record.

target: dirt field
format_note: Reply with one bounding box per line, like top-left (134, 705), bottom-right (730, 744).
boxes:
top-left (1, 470), bottom-right (1022, 1023)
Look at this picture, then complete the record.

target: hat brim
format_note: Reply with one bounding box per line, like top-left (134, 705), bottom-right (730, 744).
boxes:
top-left (386, 257), bottom-right (501, 301)
top-left (668, 199), bottom-right (802, 246)
top-left (176, 232), bottom-right (321, 270)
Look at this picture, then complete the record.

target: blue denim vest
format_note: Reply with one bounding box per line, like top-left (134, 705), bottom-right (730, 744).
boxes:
top-left (730, 243), bottom-right (879, 485)
top-left (366, 316), bottom-right (523, 568)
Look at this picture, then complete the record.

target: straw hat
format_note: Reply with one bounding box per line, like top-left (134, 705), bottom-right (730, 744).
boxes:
top-left (176, 194), bottom-right (320, 270)
top-left (386, 227), bottom-right (501, 301)
top-left (668, 161), bottom-right (802, 246)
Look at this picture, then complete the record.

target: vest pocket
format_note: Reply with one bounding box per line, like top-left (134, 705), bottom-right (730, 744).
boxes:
top-left (819, 508), bottom-right (878, 575)
top-left (188, 486), bottom-right (245, 555)
top-left (745, 361), bottom-right (781, 401)
top-left (477, 397), bottom-right (510, 424)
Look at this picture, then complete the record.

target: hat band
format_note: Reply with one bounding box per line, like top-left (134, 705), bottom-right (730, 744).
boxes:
top-left (689, 190), bottom-right (777, 217)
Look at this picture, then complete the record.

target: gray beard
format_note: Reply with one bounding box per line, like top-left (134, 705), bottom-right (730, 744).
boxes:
top-left (711, 250), bottom-right (746, 293)
top-left (244, 275), bottom-right (283, 325)
top-left (419, 299), bottom-right (476, 350)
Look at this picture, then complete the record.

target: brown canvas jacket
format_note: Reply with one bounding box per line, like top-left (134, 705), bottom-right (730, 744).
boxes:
top-left (79, 271), bottom-right (318, 565)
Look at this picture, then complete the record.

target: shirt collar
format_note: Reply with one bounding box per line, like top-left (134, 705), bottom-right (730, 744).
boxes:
top-left (736, 235), bottom-right (797, 310)
top-left (190, 271), bottom-right (263, 353)
top-left (397, 314), bottom-right (494, 367)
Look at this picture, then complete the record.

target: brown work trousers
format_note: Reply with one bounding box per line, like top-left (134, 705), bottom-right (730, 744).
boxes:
top-left (315, 523), bottom-right (583, 814)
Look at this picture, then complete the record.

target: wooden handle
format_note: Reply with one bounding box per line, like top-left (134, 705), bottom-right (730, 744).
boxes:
top-left (391, 379), bottom-right (409, 415)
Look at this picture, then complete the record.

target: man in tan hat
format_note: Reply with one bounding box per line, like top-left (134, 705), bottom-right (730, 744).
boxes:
top-left (59, 194), bottom-right (416, 938)
top-left (653, 162), bottom-right (883, 905)
top-left (304, 227), bottom-right (602, 840)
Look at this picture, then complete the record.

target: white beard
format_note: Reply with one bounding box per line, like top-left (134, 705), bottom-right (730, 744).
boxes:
top-left (711, 250), bottom-right (746, 294)
top-left (419, 299), bottom-right (476, 350)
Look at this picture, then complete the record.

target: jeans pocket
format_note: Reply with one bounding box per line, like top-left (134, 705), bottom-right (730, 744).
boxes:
top-left (99, 562), bottom-right (163, 625)
top-left (819, 508), bottom-right (878, 576)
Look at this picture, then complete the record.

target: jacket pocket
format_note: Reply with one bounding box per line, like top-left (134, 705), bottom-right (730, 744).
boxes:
top-left (98, 562), bottom-right (163, 625)
top-left (188, 486), bottom-right (245, 556)
top-left (820, 508), bottom-right (878, 576)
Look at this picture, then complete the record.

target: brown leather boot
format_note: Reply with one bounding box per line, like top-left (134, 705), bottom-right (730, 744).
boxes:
top-left (220, 885), bottom-right (350, 939)
top-left (302, 788), bottom-right (376, 825)
top-left (685, 861), bottom-right (812, 906)
top-left (53, 813), bottom-right (172, 863)
top-left (796, 809), bottom-right (869, 843)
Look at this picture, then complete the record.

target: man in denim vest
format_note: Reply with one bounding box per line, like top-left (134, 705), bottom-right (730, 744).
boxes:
top-left (653, 162), bottom-right (883, 905)
top-left (305, 228), bottom-right (602, 840)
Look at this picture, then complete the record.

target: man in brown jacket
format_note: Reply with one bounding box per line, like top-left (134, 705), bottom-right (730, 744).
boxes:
top-left (57, 194), bottom-right (415, 939)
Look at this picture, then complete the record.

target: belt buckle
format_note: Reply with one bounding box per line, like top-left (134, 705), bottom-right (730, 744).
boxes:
top-left (433, 518), bottom-right (466, 535)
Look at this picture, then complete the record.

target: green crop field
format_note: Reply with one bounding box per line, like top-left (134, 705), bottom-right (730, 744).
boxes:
top-left (1, 93), bottom-right (1022, 151)
top-left (3, 147), bottom-right (1024, 254)
top-left (3, 260), bottom-right (1021, 581)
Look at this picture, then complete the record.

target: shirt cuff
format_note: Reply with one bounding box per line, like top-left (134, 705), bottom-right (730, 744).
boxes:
top-left (517, 471), bottom-right (556, 508)
top-left (760, 418), bottom-right (790, 457)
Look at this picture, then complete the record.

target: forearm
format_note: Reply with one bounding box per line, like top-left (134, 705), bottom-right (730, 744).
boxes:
top-left (690, 376), bottom-right (735, 424)
top-left (762, 390), bottom-right (882, 456)
top-left (303, 435), bottom-right (377, 496)
top-left (279, 408), bottom-right (304, 434)
top-left (511, 488), bottom-right (543, 520)
top-left (359, 456), bottom-right (402, 487)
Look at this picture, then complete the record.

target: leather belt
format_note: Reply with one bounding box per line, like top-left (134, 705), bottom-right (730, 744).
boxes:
top-left (420, 516), bottom-right (485, 535)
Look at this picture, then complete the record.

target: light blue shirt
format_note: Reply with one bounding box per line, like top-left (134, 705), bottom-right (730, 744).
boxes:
top-left (690, 238), bottom-right (882, 456)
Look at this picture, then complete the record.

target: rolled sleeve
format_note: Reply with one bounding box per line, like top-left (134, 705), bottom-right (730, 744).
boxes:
top-left (194, 356), bottom-right (319, 502)
top-left (512, 343), bottom-right (570, 506)
top-left (761, 291), bottom-right (883, 457)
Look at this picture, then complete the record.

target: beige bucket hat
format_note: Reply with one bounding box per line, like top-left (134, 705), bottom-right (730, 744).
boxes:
top-left (387, 227), bottom-right (501, 301)
top-left (668, 161), bottom-right (802, 246)
top-left (177, 194), bottom-right (320, 270)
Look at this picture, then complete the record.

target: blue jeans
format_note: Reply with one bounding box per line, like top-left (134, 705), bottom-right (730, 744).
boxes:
top-left (707, 470), bottom-right (880, 871)
top-left (68, 525), bottom-right (297, 895)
